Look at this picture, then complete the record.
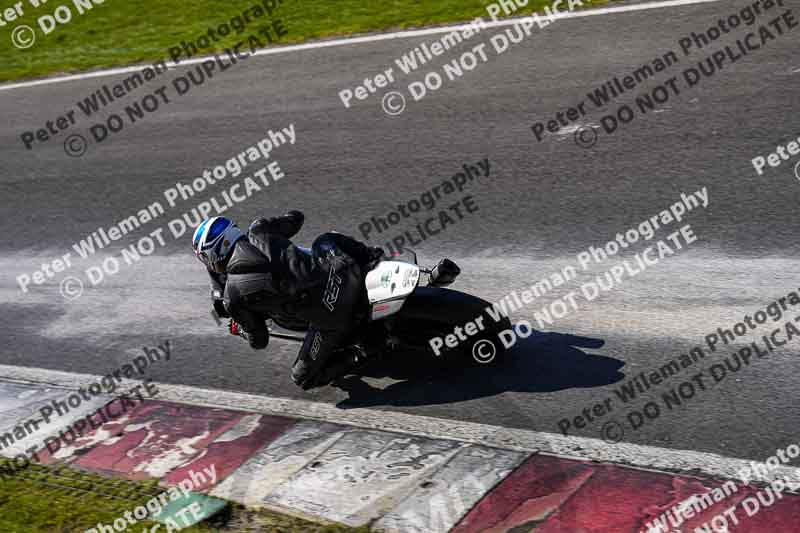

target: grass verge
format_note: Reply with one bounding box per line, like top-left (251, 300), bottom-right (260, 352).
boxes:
top-left (0, 0), bottom-right (607, 82)
top-left (0, 459), bottom-right (367, 532)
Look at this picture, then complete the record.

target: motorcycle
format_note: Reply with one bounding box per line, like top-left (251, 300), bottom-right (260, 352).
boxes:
top-left (263, 250), bottom-right (512, 367)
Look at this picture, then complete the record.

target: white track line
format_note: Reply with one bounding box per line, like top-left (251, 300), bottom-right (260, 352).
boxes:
top-left (0, 0), bottom-right (725, 93)
top-left (0, 363), bottom-right (797, 488)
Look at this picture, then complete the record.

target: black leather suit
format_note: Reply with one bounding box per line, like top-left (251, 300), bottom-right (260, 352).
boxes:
top-left (205, 211), bottom-right (381, 389)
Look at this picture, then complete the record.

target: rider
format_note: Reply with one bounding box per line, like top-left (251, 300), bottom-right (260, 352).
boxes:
top-left (192, 212), bottom-right (384, 390)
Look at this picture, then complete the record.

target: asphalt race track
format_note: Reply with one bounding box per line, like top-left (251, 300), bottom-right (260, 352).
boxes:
top-left (2, 0), bottom-right (800, 467)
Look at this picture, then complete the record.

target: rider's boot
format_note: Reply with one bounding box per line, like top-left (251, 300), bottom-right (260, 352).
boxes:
top-left (314, 345), bottom-right (368, 387)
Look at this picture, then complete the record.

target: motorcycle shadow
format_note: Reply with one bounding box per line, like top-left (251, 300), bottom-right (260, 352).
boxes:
top-left (333, 330), bottom-right (625, 409)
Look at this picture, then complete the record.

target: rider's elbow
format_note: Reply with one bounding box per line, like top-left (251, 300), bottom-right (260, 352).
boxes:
top-left (248, 332), bottom-right (269, 350)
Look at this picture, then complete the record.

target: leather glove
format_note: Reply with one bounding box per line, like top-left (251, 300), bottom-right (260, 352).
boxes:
top-left (249, 210), bottom-right (305, 240)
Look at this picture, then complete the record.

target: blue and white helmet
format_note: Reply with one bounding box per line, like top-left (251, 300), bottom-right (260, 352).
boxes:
top-left (192, 217), bottom-right (243, 273)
